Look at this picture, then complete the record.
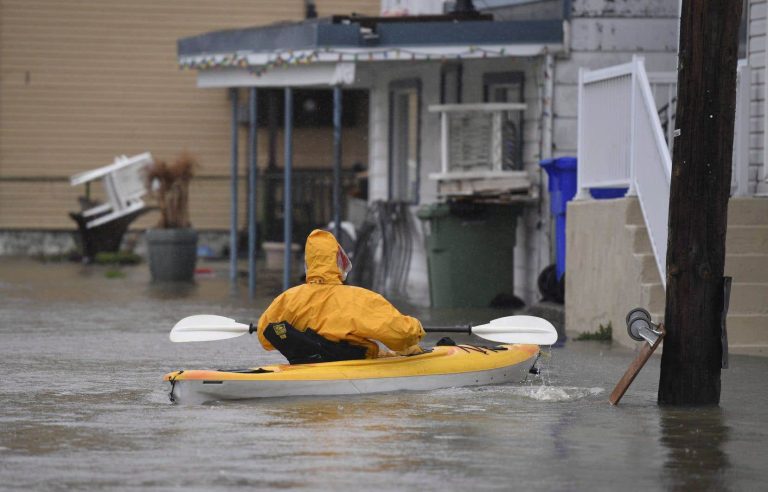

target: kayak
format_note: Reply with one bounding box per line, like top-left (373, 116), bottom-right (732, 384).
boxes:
top-left (164, 343), bottom-right (540, 404)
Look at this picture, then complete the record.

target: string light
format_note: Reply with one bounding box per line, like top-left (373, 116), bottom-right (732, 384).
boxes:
top-left (179, 46), bottom-right (517, 77)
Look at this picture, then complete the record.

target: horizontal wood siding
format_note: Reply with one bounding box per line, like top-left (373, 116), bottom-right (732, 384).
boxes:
top-left (0, 0), bottom-right (377, 229)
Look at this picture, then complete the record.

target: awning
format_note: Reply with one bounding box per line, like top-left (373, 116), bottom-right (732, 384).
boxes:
top-left (178, 17), bottom-right (565, 89)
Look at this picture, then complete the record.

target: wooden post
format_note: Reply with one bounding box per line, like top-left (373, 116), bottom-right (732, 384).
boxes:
top-left (658, 0), bottom-right (742, 405)
top-left (610, 324), bottom-right (665, 405)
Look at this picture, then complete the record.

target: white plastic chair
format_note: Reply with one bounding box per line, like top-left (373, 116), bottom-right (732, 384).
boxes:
top-left (70, 152), bottom-right (153, 229)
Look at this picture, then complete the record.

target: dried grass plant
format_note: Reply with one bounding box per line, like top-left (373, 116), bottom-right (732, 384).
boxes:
top-left (145, 153), bottom-right (197, 229)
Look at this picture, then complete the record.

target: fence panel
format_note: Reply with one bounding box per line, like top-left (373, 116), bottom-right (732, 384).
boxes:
top-left (577, 64), bottom-right (634, 195)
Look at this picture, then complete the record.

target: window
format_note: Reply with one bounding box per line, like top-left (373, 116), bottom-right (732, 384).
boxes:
top-left (241, 89), bottom-right (367, 127)
top-left (483, 72), bottom-right (524, 170)
top-left (388, 79), bottom-right (421, 203)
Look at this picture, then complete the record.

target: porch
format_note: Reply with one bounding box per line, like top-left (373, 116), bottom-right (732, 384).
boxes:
top-left (177, 11), bottom-right (565, 304)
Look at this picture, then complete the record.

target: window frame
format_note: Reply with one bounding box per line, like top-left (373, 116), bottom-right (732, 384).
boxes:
top-left (387, 78), bottom-right (422, 204)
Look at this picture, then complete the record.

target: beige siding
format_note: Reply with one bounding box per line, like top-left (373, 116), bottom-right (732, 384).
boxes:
top-left (0, 0), bottom-right (377, 229)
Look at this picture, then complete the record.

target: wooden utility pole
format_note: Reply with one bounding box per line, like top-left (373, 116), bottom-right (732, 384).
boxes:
top-left (658, 1), bottom-right (743, 405)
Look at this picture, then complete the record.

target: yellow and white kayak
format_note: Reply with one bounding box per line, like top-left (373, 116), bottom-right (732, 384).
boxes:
top-left (163, 343), bottom-right (540, 404)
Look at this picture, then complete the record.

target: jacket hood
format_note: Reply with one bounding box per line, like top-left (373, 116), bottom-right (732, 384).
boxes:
top-left (304, 229), bottom-right (349, 284)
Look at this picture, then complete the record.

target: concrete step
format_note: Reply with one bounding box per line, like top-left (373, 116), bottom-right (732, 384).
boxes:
top-left (728, 197), bottom-right (768, 225)
top-left (725, 254), bottom-right (768, 283)
top-left (726, 225), bottom-right (768, 253)
top-left (625, 197), bottom-right (644, 226)
top-left (726, 314), bottom-right (768, 348)
top-left (633, 249), bottom-right (768, 282)
top-left (627, 224), bottom-right (652, 254)
top-left (730, 283), bottom-right (768, 314)
top-left (641, 282), bottom-right (665, 313)
top-left (624, 197), bottom-right (767, 228)
top-left (642, 282), bottom-right (768, 315)
top-left (628, 225), bottom-right (768, 256)
top-left (636, 253), bottom-right (662, 282)
top-left (645, 313), bottom-right (767, 341)
top-left (626, 199), bottom-right (768, 256)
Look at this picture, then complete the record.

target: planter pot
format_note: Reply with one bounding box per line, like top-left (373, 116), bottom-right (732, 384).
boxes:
top-left (146, 228), bottom-right (198, 282)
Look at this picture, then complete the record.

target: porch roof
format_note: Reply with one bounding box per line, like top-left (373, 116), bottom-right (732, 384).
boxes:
top-left (177, 15), bottom-right (564, 88)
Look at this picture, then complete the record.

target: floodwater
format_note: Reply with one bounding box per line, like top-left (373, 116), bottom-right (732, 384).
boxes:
top-left (0, 258), bottom-right (766, 491)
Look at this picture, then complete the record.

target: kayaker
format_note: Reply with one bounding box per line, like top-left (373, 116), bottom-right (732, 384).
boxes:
top-left (256, 229), bottom-right (425, 364)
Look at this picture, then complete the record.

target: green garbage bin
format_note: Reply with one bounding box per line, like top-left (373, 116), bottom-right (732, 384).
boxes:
top-left (417, 202), bottom-right (519, 308)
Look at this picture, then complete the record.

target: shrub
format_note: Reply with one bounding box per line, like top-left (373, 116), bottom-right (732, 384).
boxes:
top-left (145, 153), bottom-right (197, 229)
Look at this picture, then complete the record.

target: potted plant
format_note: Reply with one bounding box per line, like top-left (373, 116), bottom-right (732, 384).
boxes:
top-left (144, 153), bottom-right (198, 282)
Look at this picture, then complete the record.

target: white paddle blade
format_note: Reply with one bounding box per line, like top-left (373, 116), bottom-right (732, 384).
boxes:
top-left (170, 315), bottom-right (251, 342)
top-left (473, 316), bottom-right (558, 345)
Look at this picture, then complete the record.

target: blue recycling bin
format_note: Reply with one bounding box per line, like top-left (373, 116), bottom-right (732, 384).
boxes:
top-left (541, 157), bottom-right (629, 280)
top-left (540, 157), bottom-right (578, 280)
top-left (590, 187), bottom-right (628, 199)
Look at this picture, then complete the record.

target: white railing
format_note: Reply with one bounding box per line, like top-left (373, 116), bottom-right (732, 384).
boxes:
top-left (577, 62), bottom-right (636, 192)
top-left (733, 60), bottom-right (751, 197)
top-left (577, 57), bottom-right (751, 288)
top-left (648, 63), bottom-right (751, 196)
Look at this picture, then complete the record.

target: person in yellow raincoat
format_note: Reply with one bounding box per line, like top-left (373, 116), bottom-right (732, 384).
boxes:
top-left (256, 229), bottom-right (425, 364)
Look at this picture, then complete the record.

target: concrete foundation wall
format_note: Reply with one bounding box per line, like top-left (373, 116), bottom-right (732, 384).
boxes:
top-left (564, 197), bottom-right (648, 348)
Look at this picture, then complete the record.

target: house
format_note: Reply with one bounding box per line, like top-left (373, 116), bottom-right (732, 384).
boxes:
top-left (0, 0), bottom-right (379, 256)
top-left (567, 0), bottom-right (768, 355)
top-left (176, 0), bottom-right (679, 306)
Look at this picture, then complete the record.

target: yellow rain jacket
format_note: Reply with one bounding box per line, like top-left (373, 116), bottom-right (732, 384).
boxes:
top-left (257, 229), bottom-right (425, 358)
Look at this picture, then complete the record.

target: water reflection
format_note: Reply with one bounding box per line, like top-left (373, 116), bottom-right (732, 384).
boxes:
top-left (145, 281), bottom-right (198, 299)
top-left (659, 407), bottom-right (731, 491)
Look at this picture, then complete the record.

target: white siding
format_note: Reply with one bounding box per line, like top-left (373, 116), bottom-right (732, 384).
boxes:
top-left (552, 3), bottom-right (679, 156)
top-left (749, 0), bottom-right (768, 193)
top-left (365, 55), bottom-right (549, 305)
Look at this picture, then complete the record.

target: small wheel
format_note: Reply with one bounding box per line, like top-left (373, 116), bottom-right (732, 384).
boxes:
top-left (626, 308), bottom-right (652, 342)
top-left (626, 307), bottom-right (651, 326)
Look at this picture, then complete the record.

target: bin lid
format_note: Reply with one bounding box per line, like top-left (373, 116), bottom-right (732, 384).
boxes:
top-left (540, 159), bottom-right (557, 191)
top-left (554, 156), bottom-right (577, 171)
top-left (416, 203), bottom-right (450, 220)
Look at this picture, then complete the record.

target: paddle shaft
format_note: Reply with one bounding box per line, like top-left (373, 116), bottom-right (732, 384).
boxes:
top-left (424, 326), bottom-right (472, 334)
top-left (170, 314), bottom-right (558, 345)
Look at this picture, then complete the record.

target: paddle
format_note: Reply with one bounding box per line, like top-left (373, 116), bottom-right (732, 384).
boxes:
top-left (169, 314), bottom-right (558, 346)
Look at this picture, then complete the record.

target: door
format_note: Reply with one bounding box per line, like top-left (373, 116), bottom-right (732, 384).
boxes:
top-left (388, 79), bottom-right (421, 203)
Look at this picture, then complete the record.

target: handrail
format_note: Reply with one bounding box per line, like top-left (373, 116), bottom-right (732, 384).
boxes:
top-left (633, 62), bottom-right (672, 286)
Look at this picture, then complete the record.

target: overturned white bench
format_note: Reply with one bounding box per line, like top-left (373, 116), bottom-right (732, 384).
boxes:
top-left (70, 152), bottom-right (154, 229)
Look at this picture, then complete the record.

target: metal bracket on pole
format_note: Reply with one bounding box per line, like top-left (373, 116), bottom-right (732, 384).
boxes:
top-left (721, 276), bottom-right (731, 369)
top-left (609, 308), bottom-right (666, 405)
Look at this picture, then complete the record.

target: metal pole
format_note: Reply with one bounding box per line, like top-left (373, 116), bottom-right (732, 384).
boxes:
top-left (332, 85), bottom-right (343, 240)
top-left (229, 88), bottom-right (239, 284)
top-left (248, 87), bottom-right (258, 297)
top-left (283, 87), bottom-right (293, 291)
